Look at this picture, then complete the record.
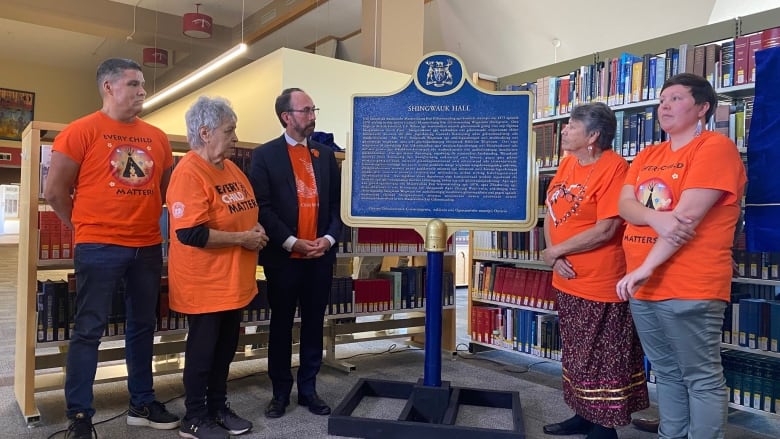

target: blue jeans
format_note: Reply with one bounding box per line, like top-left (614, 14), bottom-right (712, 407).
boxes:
top-left (65, 243), bottom-right (162, 419)
top-left (630, 298), bottom-right (727, 439)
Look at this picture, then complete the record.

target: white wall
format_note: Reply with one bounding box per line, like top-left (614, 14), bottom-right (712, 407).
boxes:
top-left (421, 0), bottom-right (780, 78)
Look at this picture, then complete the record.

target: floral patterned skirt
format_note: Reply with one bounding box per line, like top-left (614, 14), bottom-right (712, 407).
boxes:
top-left (556, 288), bottom-right (650, 427)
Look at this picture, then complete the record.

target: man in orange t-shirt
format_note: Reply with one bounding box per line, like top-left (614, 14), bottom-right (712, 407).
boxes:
top-left (44, 58), bottom-right (179, 439)
top-left (249, 88), bottom-right (342, 419)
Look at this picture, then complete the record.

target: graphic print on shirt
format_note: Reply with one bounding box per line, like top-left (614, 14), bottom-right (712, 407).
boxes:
top-left (109, 145), bottom-right (155, 188)
top-left (295, 155), bottom-right (319, 209)
top-left (215, 181), bottom-right (258, 214)
top-left (546, 181), bottom-right (586, 227)
top-left (635, 178), bottom-right (673, 211)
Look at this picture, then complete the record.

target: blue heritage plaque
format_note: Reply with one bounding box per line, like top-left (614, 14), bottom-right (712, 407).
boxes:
top-left (342, 52), bottom-right (537, 232)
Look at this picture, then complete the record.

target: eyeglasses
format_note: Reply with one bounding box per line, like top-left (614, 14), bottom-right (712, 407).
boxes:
top-left (286, 107), bottom-right (319, 115)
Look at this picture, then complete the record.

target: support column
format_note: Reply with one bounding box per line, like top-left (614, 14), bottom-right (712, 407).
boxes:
top-left (361, 0), bottom-right (424, 74)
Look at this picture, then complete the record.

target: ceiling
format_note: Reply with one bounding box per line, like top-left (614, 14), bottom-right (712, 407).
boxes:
top-left (3, 0), bottom-right (780, 97)
top-left (0, 0), bottom-right (362, 95)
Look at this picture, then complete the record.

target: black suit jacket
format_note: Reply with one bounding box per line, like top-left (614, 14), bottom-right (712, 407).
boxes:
top-left (249, 135), bottom-right (342, 267)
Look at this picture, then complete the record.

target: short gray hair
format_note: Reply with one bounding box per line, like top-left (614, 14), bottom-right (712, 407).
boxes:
top-left (185, 96), bottom-right (237, 148)
top-left (96, 58), bottom-right (142, 96)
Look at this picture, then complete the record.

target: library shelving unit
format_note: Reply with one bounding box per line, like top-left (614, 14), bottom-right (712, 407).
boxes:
top-left (325, 250), bottom-right (457, 372)
top-left (15, 121), bottom-right (456, 422)
top-left (467, 8), bottom-right (780, 420)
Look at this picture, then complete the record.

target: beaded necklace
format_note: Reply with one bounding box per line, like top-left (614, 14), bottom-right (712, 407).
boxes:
top-left (548, 156), bottom-right (599, 227)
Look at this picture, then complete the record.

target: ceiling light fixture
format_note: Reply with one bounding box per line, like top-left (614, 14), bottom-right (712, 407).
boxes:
top-left (142, 43), bottom-right (247, 110)
top-left (142, 47), bottom-right (169, 68)
top-left (183, 3), bottom-right (213, 39)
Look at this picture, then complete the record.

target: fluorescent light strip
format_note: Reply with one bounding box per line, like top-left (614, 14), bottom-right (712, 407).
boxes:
top-left (143, 43), bottom-right (248, 110)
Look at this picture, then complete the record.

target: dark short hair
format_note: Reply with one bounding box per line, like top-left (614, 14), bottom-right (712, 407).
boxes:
top-left (274, 87), bottom-right (304, 128)
top-left (660, 73), bottom-right (718, 121)
top-left (96, 58), bottom-right (142, 95)
top-left (569, 102), bottom-right (616, 151)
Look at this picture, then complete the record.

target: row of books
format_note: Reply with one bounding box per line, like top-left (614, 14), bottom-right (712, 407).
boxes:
top-left (35, 270), bottom-right (452, 343)
top-left (722, 283), bottom-right (779, 347)
top-left (352, 271), bottom-right (456, 313)
top-left (733, 249), bottom-right (780, 280)
top-left (471, 229), bottom-right (546, 261)
top-left (471, 305), bottom-right (561, 360)
top-left (39, 205), bottom-right (170, 261)
top-left (712, 97), bottom-right (753, 150)
top-left (335, 226), bottom-right (454, 254)
top-left (38, 210), bottom-right (73, 260)
top-left (511, 27), bottom-right (780, 120)
top-left (534, 98), bottom-right (750, 172)
top-left (727, 298), bottom-right (780, 352)
top-left (723, 350), bottom-right (780, 414)
top-left (472, 263), bottom-right (556, 311)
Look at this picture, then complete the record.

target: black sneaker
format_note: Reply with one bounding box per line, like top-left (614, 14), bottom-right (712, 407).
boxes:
top-left (127, 400), bottom-right (181, 430)
top-left (179, 417), bottom-right (230, 439)
top-left (214, 403), bottom-right (252, 435)
top-left (65, 412), bottom-right (96, 439)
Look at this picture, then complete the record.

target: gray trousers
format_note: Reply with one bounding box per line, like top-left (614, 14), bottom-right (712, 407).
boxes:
top-left (630, 298), bottom-right (728, 439)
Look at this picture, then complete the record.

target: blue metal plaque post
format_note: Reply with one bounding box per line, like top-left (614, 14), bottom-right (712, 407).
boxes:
top-left (423, 220), bottom-right (445, 387)
top-left (423, 251), bottom-right (443, 386)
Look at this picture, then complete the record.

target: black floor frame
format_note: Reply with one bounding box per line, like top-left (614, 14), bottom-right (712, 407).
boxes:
top-left (328, 378), bottom-right (525, 438)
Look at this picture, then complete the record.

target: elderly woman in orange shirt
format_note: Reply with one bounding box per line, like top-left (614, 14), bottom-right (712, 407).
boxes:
top-left (167, 96), bottom-right (268, 439)
top-left (542, 102), bottom-right (648, 439)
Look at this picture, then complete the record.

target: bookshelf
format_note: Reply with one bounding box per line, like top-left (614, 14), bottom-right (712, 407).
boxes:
top-left (15, 122), bottom-right (457, 422)
top-left (466, 10), bottom-right (780, 419)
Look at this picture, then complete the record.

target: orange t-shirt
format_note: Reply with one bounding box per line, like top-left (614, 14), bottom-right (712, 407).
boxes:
top-left (622, 131), bottom-right (746, 301)
top-left (52, 111), bottom-right (173, 246)
top-left (166, 152), bottom-right (259, 314)
top-left (288, 144), bottom-right (319, 257)
top-left (546, 150), bottom-right (629, 302)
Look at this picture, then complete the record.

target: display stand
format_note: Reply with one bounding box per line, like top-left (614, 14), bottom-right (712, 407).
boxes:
top-left (328, 220), bottom-right (525, 438)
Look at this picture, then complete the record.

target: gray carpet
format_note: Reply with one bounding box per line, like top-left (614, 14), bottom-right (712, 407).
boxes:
top-left (1, 342), bottom-right (778, 438)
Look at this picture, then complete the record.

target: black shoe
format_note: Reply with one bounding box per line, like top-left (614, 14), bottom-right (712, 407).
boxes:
top-left (127, 400), bottom-right (181, 430)
top-left (297, 393), bottom-right (331, 415)
top-left (179, 416), bottom-right (229, 439)
top-left (65, 412), bottom-right (96, 439)
top-left (214, 403), bottom-right (252, 435)
top-left (586, 424), bottom-right (617, 439)
top-left (632, 417), bottom-right (660, 433)
top-left (264, 397), bottom-right (290, 418)
top-left (543, 414), bottom-right (593, 435)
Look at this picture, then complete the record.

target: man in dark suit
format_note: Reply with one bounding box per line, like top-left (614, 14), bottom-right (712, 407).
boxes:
top-left (249, 88), bottom-right (342, 419)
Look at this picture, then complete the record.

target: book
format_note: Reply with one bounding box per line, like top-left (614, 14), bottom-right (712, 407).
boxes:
top-left (720, 39), bottom-right (735, 88)
top-left (761, 26), bottom-right (780, 48)
top-left (733, 35), bottom-right (749, 85)
top-left (704, 43), bottom-right (721, 86)
top-left (748, 33), bottom-right (763, 82)
top-left (39, 145), bottom-right (52, 199)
